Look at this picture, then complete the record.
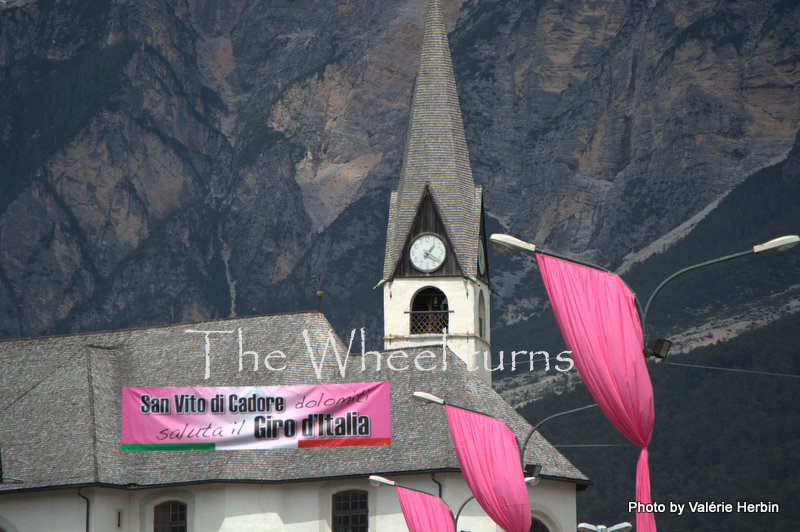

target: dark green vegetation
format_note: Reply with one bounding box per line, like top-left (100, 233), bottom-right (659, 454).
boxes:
top-left (519, 312), bottom-right (800, 530)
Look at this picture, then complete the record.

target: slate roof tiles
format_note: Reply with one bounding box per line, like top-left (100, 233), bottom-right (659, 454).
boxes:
top-left (0, 312), bottom-right (587, 492)
top-left (383, 0), bottom-right (483, 279)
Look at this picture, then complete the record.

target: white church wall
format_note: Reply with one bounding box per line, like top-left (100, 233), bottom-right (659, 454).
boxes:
top-left (529, 479), bottom-right (579, 532)
top-left (0, 473), bottom-right (575, 532)
top-left (0, 489), bottom-right (88, 531)
top-left (383, 277), bottom-right (492, 383)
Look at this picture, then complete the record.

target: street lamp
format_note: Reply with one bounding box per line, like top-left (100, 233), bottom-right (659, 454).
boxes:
top-left (413, 391), bottom-right (554, 478)
top-left (371, 473), bottom-right (542, 532)
top-left (490, 233), bottom-right (538, 254)
top-left (519, 403), bottom-right (599, 467)
top-left (369, 474), bottom-right (397, 487)
top-left (411, 391), bottom-right (446, 405)
top-left (370, 474), bottom-right (457, 531)
top-left (490, 234), bottom-right (611, 273)
top-left (640, 234), bottom-right (800, 348)
top-left (577, 522), bottom-right (632, 532)
top-left (489, 232), bottom-right (800, 359)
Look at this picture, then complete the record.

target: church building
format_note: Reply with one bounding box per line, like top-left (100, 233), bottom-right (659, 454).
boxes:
top-left (0, 1), bottom-right (588, 531)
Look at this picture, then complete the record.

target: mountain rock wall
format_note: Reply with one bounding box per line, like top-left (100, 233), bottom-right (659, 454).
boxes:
top-left (0, 0), bottom-right (798, 340)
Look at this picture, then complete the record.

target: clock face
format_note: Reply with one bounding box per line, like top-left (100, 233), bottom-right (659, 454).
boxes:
top-left (478, 239), bottom-right (486, 275)
top-left (410, 234), bottom-right (446, 273)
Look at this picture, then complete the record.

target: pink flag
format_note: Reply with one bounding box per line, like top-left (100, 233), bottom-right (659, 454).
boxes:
top-left (445, 405), bottom-right (531, 532)
top-left (396, 486), bottom-right (454, 532)
top-left (536, 253), bottom-right (656, 531)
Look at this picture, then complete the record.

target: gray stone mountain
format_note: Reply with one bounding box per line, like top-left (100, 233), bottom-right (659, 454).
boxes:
top-left (1, 0), bottom-right (798, 351)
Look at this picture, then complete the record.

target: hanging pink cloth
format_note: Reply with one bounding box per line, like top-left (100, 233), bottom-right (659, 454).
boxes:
top-left (445, 405), bottom-right (531, 532)
top-left (536, 253), bottom-right (656, 532)
top-left (396, 486), bottom-right (454, 532)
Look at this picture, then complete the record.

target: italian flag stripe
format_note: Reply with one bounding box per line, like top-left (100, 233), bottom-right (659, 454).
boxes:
top-left (121, 443), bottom-right (216, 451)
top-left (298, 438), bottom-right (391, 448)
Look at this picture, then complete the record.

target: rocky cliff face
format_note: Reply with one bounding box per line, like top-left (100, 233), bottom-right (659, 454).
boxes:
top-left (1, 0), bottom-right (798, 342)
top-left (452, 0), bottom-right (800, 262)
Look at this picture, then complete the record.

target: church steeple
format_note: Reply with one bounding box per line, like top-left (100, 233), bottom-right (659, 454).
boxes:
top-left (383, 0), bottom-right (483, 281)
top-left (382, 0), bottom-right (491, 383)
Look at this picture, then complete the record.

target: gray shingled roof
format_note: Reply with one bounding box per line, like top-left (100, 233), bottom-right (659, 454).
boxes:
top-left (383, 0), bottom-right (483, 280)
top-left (0, 311), bottom-right (587, 492)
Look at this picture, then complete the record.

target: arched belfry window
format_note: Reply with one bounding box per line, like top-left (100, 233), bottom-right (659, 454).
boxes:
top-left (410, 287), bottom-right (449, 334)
top-left (478, 290), bottom-right (487, 338)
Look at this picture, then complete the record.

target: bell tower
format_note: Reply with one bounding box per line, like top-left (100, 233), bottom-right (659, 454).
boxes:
top-left (381, 0), bottom-right (491, 383)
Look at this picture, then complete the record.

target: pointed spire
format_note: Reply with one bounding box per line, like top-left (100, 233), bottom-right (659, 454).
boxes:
top-left (383, 0), bottom-right (482, 280)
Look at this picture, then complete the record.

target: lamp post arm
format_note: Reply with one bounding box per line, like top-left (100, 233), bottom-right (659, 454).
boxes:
top-left (536, 248), bottom-right (612, 274)
top-left (640, 248), bottom-right (753, 337)
top-left (519, 403), bottom-right (599, 466)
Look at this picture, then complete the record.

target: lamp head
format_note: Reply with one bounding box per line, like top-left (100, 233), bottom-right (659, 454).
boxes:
top-left (753, 235), bottom-right (800, 254)
top-left (578, 523), bottom-right (632, 532)
top-left (489, 234), bottom-right (537, 255)
top-left (411, 391), bottom-right (445, 405)
top-left (368, 475), bottom-right (396, 487)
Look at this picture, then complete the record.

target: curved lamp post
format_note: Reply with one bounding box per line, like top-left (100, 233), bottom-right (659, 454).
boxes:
top-left (490, 234), bottom-right (611, 273)
top-left (452, 475), bottom-right (542, 530)
top-left (411, 391), bottom-right (541, 530)
top-left (413, 390), bottom-right (594, 471)
top-left (369, 473), bottom-right (539, 531)
top-left (519, 403), bottom-right (599, 467)
top-left (369, 474), bottom-right (456, 531)
top-left (578, 522), bottom-right (633, 532)
top-left (489, 233), bottom-right (800, 358)
top-left (639, 234), bottom-right (800, 352)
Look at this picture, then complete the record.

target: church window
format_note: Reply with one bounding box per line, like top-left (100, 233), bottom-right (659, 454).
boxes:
top-left (410, 287), bottom-right (449, 334)
top-left (478, 290), bottom-right (487, 338)
top-left (332, 490), bottom-right (368, 531)
top-left (154, 501), bottom-right (187, 532)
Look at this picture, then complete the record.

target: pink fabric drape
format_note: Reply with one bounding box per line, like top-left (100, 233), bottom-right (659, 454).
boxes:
top-left (536, 253), bottom-right (656, 532)
top-left (445, 405), bottom-right (531, 532)
top-left (396, 486), bottom-right (454, 532)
